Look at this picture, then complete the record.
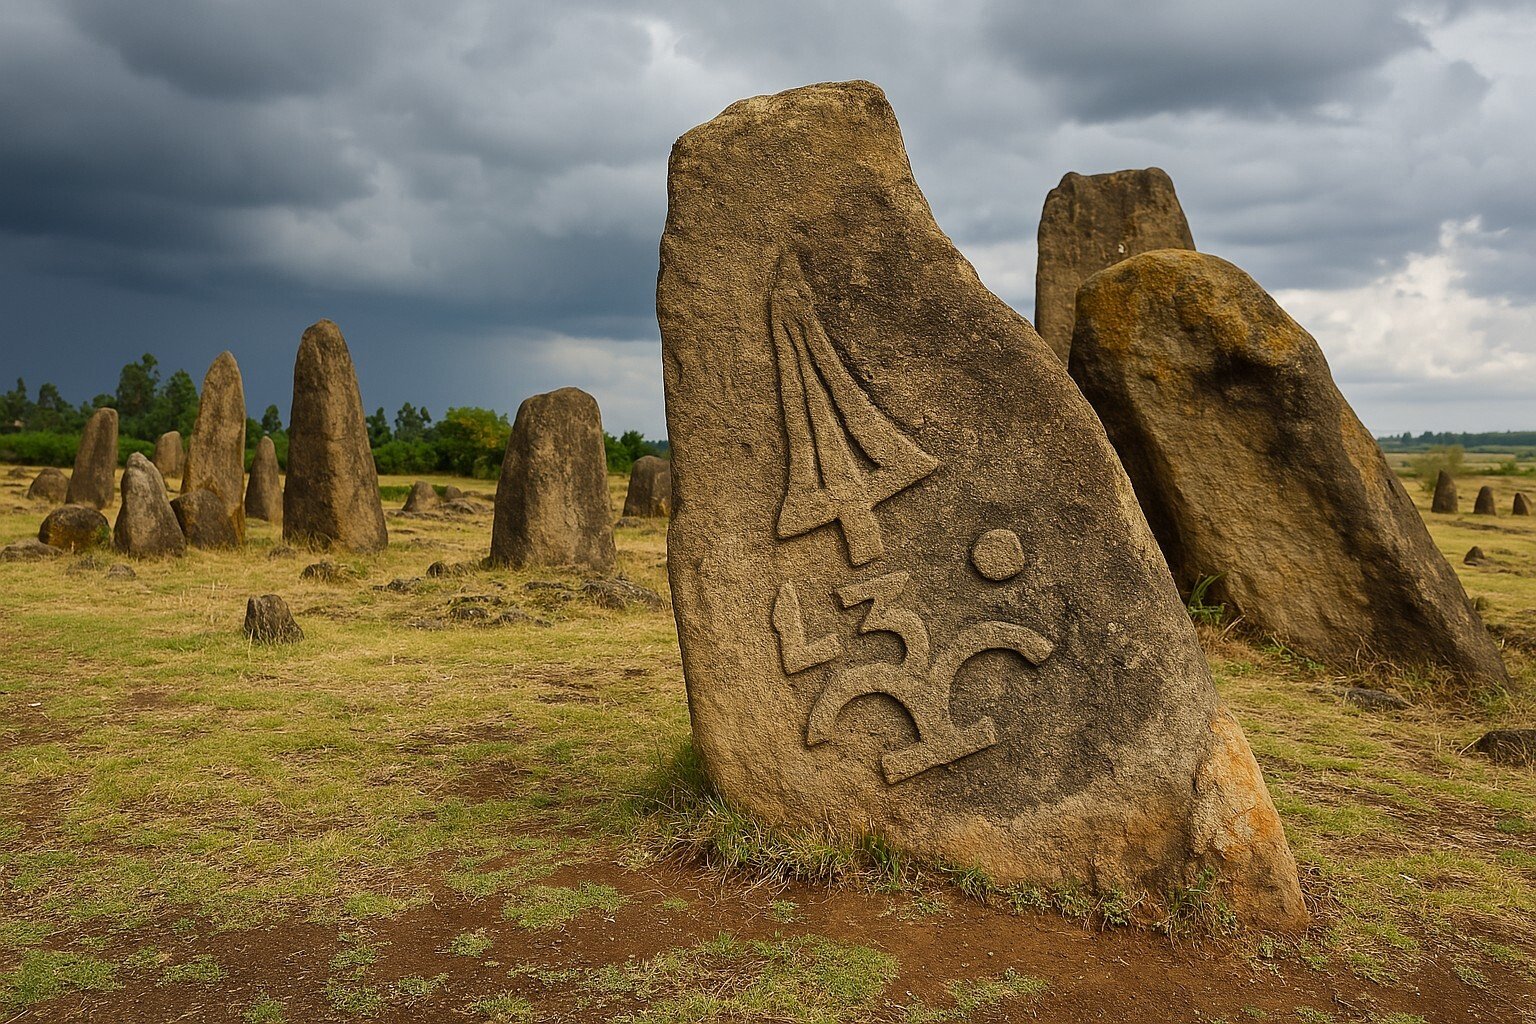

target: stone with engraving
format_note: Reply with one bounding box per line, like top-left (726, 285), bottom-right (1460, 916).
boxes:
top-left (1035, 167), bottom-right (1195, 362)
top-left (27, 468), bottom-right (69, 504)
top-left (1474, 485), bottom-right (1496, 515)
top-left (1071, 250), bottom-right (1506, 688)
top-left (623, 455), bottom-right (672, 518)
top-left (402, 480), bottom-right (440, 513)
top-left (153, 430), bottom-right (184, 480)
top-left (114, 453), bottom-right (185, 557)
top-left (490, 387), bottom-right (616, 573)
top-left (659, 81), bottom-right (1306, 929)
top-left (1515, 492), bottom-right (1531, 516)
top-left (1431, 470), bottom-right (1458, 513)
top-left (283, 320), bottom-right (388, 553)
top-left (66, 407), bottom-right (118, 510)
top-left (182, 351), bottom-right (247, 543)
top-left (245, 436), bottom-right (283, 522)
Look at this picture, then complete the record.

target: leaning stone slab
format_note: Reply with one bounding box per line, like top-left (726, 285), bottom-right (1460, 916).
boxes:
top-left (1431, 470), bottom-right (1458, 513)
top-left (153, 430), bottom-right (184, 480)
top-left (114, 453), bottom-right (185, 557)
top-left (1070, 251), bottom-right (1506, 689)
top-left (27, 467), bottom-right (68, 503)
top-left (658, 81), bottom-right (1305, 929)
top-left (182, 351), bottom-right (247, 543)
top-left (39, 504), bottom-right (110, 552)
top-left (1034, 167), bottom-right (1195, 362)
top-left (490, 388), bottom-right (616, 573)
top-left (623, 455), bottom-right (672, 517)
top-left (245, 436), bottom-right (283, 522)
top-left (283, 320), bottom-right (388, 553)
top-left (66, 407), bottom-right (118, 509)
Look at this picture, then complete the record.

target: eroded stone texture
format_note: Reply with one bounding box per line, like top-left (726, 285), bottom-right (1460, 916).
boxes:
top-left (27, 468), bottom-right (68, 503)
top-left (1474, 486), bottom-right (1496, 515)
top-left (1070, 250), bottom-right (1506, 688)
top-left (1470, 729), bottom-right (1536, 768)
top-left (1515, 492), bottom-right (1531, 516)
top-left (1432, 470), bottom-right (1458, 513)
top-left (245, 436), bottom-right (283, 522)
top-left (153, 431), bottom-right (184, 480)
top-left (182, 352), bottom-right (247, 543)
top-left (114, 453), bottom-right (185, 557)
top-left (622, 455), bottom-right (672, 517)
top-left (1034, 167), bottom-right (1194, 362)
top-left (39, 504), bottom-right (110, 552)
top-left (66, 408), bottom-right (118, 509)
top-left (2, 539), bottom-right (63, 561)
top-left (244, 594), bottom-right (304, 643)
top-left (402, 480), bottom-right (440, 513)
top-left (283, 320), bottom-right (388, 553)
top-left (172, 490), bottom-right (238, 549)
top-left (658, 81), bottom-right (1304, 929)
top-left (490, 388), bottom-right (616, 573)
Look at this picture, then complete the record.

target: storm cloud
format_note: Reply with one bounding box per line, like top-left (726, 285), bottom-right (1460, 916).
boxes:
top-left (2, 0), bottom-right (1534, 435)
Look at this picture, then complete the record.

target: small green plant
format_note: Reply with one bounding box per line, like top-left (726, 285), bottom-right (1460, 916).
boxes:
top-left (1408, 444), bottom-right (1465, 491)
top-left (161, 954), bottom-right (227, 985)
top-left (1159, 869), bottom-right (1237, 937)
top-left (503, 883), bottom-right (625, 929)
top-left (1187, 574), bottom-right (1227, 626)
top-left (395, 973), bottom-right (449, 1000)
top-left (446, 928), bottom-right (494, 958)
top-left (470, 991), bottom-right (536, 1022)
top-left (767, 899), bottom-right (798, 923)
top-left (243, 993), bottom-right (288, 1023)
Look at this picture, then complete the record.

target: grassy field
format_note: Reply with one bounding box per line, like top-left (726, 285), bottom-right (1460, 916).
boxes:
top-left (0, 463), bottom-right (1533, 1023)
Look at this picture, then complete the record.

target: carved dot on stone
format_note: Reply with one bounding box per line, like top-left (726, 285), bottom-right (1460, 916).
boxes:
top-left (971, 529), bottom-right (1025, 581)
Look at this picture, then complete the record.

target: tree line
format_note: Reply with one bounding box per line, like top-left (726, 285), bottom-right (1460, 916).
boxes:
top-left (0, 354), bottom-right (664, 477)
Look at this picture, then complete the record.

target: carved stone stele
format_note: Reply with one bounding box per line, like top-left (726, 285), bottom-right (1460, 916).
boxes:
top-left (66, 407), bottom-right (118, 510)
top-left (1070, 251), bottom-right (1506, 689)
top-left (1431, 470), bottom-right (1458, 513)
top-left (115, 453), bottom-right (185, 557)
top-left (152, 430), bottom-right (184, 480)
top-left (623, 455), bottom-right (671, 517)
top-left (245, 435), bottom-right (283, 523)
top-left (1035, 167), bottom-right (1194, 363)
top-left (182, 351), bottom-right (247, 544)
top-left (659, 81), bottom-right (1305, 929)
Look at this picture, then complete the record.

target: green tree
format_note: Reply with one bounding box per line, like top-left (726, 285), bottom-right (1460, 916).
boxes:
top-left (33, 383), bottom-right (75, 432)
top-left (433, 406), bottom-right (510, 478)
top-left (366, 407), bottom-right (393, 447)
top-left (0, 378), bottom-right (28, 431)
top-left (115, 354), bottom-right (160, 420)
top-left (260, 405), bottom-right (283, 434)
top-left (394, 403), bottom-right (430, 441)
top-left (1409, 444), bottom-right (1465, 493)
top-left (603, 429), bottom-right (656, 473)
top-left (147, 369), bottom-right (200, 438)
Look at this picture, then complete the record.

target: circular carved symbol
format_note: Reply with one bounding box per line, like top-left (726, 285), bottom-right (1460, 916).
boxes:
top-left (970, 529), bottom-right (1025, 582)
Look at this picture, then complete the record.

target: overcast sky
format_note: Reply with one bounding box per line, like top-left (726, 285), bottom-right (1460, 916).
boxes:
top-left (2, 0), bottom-right (1534, 438)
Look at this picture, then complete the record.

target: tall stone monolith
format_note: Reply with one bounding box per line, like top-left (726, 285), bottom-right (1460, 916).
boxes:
top-left (658, 81), bottom-right (1305, 929)
top-left (66, 407), bottom-right (118, 510)
top-left (182, 351), bottom-right (247, 543)
top-left (1069, 250), bottom-right (1507, 689)
top-left (1431, 470), bottom-right (1458, 513)
top-left (623, 455), bottom-right (672, 518)
top-left (114, 453), bottom-right (185, 557)
top-left (153, 431), bottom-right (184, 480)
top-left (490, 387), bottom-right (615, 573)
top-left (245, 436), bottom-right (283, 522)
top-left (1035, 167), bottom-right (1195, 362)
top-left (283, 320), bottom-right (387, 553)
top-left (1474, 486), bottom-right (1496, 516)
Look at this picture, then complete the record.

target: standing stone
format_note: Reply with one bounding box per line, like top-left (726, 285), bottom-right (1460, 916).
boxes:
top-left (244, 595), bottom-right (304, 644)
top-left (1431, 470), bottom-right (1458, 513)
top-left (153, 431), bottom-right (185, 480)
top-left (1069, 250), bottom-right (1507, 688)
top-left (39, 504), bottom-right (110, 552)
top-left (26, 468), bottom-right (69, 503)
top-left (659, 81), bottom-right (1304, 929)
top-left (114, 453), bottom-right (185, 557)
top-left (283, 320), bottom-right (388, 553)
top-left (245, 436), bottom-right (283, 522)
top-left (172, 490), bottom-right (239, 549)
top-left (1473, 485), bottom-right (1496, 515)
top-left (182, 351), bottom-right (247, 543)
top-left (1515, 492), bottom-right (1531, 515)
top-left (490, 388), bottom-right (616, 573)
top-left (1034, 167), bottom-right (1195, 363)
top-left (622, 455), bottom-right (672, 518)
top-left (66, 407), bottom-right (118, 509)
top-left (402, 480), bottom-right (441, 513)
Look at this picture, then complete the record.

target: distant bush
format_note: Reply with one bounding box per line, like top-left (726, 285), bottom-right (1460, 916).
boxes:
top-left (1408, 445), bottom-right (1465, 493)
top-left (0, 431), bottom-right (78, 466)
top-left (119, 439), bottom-right (153, 465)
top-left (372, 438), bottom-right (439, 476)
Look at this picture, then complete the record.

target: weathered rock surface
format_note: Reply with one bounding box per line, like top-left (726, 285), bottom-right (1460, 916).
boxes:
top-left (1, 539), bottom-right (63, 562)
top-left (490, 387), bottom-right (616, 573)
top-left (153, 431), bottom-right (184, 479)
top-left (114, 453), bottom-right (185, 557)
top-left (623, 455), bottom-right (672, 517)
top-left (1070, 250), bottom-right (1507, 689)
top-left (106, 563), bottom-right (136, 580)
top-left (1515, 492), bottom-right (1531, 516)
top-left (300, 560), bottom-right (356, 583)
top-left (39, 504), bottom-right (110, 552)
top-left (283, 320), bottom-right (388, 553)
top-left (1469, 729), bottom-right (1535, 768)
top-left (1343, 687), bottom-right (1410, 712)
top-left (442, 485), bottom-right (464, 500)
top-left (66, 407), bottom-right (118, 509)
top-left (1474, 485), bottom-right (1496, 515)
top-left (244, 594), bottom-right (304, 643)
top-left (182, 351), bottom-right (247, 543)
top-left (245, 436), bottom-right (283, 522)
top-left (658, 81), bottom-right (1304, 929)
top-left (1464, 546), bottom-right (1487, 565)
top-left (27, 468), bottom-right (68, 503)
top-left (1431, 470), bottom-right (1458, 513)
top-left (171, 490), bottom-right (239, 549)
top-left (1035, 167), bottom-right (1195, 362)
top-left (402, 480), bottom-right (440, 513)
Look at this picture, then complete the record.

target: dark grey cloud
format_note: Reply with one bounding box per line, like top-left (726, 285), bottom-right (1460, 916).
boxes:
top-left (0, 0), bottom-right (1534, 436)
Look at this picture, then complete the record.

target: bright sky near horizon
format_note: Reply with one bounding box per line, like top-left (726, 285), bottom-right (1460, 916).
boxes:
top-left (2, 1), bottom-right (1534, 438)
